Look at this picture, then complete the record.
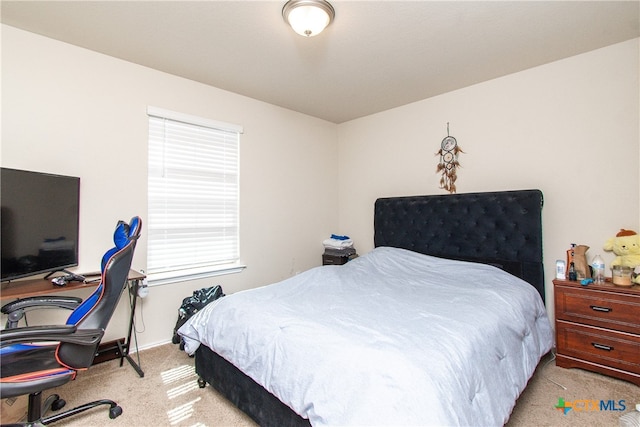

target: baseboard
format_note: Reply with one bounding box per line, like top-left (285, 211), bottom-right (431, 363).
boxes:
top-left (93, 337), bottom-right (177, 365)
top-left (134, 338), bottom-right (174, 353)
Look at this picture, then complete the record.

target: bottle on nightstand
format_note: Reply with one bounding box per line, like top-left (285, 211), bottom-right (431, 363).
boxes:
top-left (568, 261), bottom-right (577, 281)
top-left (567, 243), bottom-right (577, 281)
top-left (592, 254), bottom-right (605, 284)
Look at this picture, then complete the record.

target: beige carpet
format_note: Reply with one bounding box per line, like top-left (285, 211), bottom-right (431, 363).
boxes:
top-left (15, 344), bottom-right (640, 426)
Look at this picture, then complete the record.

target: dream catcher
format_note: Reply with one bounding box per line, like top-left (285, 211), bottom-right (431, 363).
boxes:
top-left (436, 123), bottom-right (463, 193)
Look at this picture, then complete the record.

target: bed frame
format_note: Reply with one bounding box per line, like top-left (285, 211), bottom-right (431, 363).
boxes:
top-left (195, 189), bottom-right (545, 427)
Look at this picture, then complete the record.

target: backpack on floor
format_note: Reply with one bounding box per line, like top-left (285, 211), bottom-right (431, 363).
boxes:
top-left (172, 285), bottom-right (225, 350)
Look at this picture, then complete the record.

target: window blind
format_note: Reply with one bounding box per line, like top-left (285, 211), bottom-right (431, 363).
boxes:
top-left (147, 107), bottom-right (242, 282)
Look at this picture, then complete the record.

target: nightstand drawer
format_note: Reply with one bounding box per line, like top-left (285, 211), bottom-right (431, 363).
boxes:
top-left (556, 320), bottom-right (640, 374)
top-left (555, 285), bottom-right (640, 334)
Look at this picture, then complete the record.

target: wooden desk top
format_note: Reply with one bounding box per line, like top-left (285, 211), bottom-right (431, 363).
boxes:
top-left (0, 269), bottom-right (145, 301)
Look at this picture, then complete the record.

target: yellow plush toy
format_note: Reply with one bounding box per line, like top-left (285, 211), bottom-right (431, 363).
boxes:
top-left (603, 229), bottom-right (640, 284)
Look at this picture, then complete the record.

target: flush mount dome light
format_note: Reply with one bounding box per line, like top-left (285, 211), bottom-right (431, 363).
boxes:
top-left (282, 0), bottom-right (335, 37)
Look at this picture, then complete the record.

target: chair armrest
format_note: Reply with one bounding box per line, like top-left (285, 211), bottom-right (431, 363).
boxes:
top-left (0, 325), bottom-right (104, 347)
top-left (1, 296), bottom-right (83, 329)
top-left (1, 296), bottom-right (83, 314)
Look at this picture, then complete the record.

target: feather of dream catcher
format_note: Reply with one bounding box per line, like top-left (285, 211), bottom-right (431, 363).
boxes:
top-left (436, 123), bottom-right (463, 193)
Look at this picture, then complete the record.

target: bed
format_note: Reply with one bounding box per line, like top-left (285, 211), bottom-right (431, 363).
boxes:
top-left (179, 189), bottom-right (554, 426)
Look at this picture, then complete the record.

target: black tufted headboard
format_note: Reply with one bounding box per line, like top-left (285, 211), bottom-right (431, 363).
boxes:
top-left (374, 190), bottom-right (545, 303)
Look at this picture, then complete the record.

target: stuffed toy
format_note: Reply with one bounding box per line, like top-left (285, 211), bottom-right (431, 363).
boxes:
top-left (603, 229), bottom-right (640, 284)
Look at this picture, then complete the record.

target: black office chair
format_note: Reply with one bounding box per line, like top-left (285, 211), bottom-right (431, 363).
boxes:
top-left (0, 216), bottom-right (141, 425)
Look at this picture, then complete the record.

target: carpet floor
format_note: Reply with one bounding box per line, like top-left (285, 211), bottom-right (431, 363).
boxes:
top-left (11, 343), bottom-right (640, 426)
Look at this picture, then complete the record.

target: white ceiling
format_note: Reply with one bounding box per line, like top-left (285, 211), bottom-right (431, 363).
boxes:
top-left (2, 1), bottom-right (639, 123)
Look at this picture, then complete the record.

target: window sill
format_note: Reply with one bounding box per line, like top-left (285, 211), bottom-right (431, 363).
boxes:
top-left (148, 264), bottom-right (246, 286)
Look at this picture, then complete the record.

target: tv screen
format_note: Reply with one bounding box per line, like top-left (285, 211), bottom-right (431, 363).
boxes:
top-left (1, 168), bottom-right (80, 281)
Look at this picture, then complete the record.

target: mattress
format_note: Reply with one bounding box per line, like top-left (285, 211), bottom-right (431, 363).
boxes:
top-left (179, 246), bottom-right (554, 426)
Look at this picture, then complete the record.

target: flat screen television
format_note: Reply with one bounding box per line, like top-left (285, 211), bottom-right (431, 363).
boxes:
top-left (1, 167), bottom-right (80, 281)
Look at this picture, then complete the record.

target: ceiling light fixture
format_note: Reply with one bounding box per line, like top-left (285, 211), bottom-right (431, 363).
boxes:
top-left (282, 0), bottom-right (335, 37)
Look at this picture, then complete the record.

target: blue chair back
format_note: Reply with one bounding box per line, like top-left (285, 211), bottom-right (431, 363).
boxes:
top-left (57, 216), bottom-right (142, 368)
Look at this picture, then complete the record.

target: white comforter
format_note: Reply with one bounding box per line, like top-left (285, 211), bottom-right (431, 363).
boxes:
top-left (179, 247), bottom-right (554, 426)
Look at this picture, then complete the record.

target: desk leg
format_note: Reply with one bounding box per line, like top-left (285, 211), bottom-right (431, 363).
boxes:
top-left (118, 278), bottom-right (144, 378)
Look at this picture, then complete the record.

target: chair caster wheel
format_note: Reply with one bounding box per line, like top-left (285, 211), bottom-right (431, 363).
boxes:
top-left (109, 405), bottom-right (123, 419)
top-left (198, 377), bottom-right (206, 388)
top-left (51, 397), bottom-right (66, 411)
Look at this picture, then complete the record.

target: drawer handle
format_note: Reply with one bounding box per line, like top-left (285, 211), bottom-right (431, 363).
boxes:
top-left (590, 305), bottom-right (612, 313)
top-left (591, 343), bottom-right (613, 351)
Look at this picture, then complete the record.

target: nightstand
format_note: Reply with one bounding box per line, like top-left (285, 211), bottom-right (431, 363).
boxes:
top-left (322, 253), bottom-right (358, 266)
top-left (553, 279), bottom-right (640, 386)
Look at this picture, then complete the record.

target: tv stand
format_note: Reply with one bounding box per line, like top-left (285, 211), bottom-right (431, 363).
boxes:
top-left (1, 276), bottom-right (96, 299)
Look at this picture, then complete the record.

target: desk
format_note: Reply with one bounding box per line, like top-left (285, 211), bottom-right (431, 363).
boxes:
top-left (0, 278), bottom-right (99, 300)
top-left (0, 270), bottom-right (145, 377)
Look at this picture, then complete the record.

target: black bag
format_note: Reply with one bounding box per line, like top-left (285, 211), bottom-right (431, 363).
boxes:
top-left (172, 285), bottom-right (225, 350)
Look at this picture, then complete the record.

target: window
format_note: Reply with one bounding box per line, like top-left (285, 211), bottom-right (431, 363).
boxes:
top-left (147, 107), bottom-right (243, 284)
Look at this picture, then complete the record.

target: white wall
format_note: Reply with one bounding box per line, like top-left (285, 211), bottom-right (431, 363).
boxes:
top-left (2, 24), bottom-right (639, 347)
top-left (1, 25), bottom-right (338, 347)
top-left (337, 39), bottom-right (640, 318)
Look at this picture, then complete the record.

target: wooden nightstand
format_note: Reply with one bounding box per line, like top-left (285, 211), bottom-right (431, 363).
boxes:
top-left (553, 279), bottom-right (640, 386)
